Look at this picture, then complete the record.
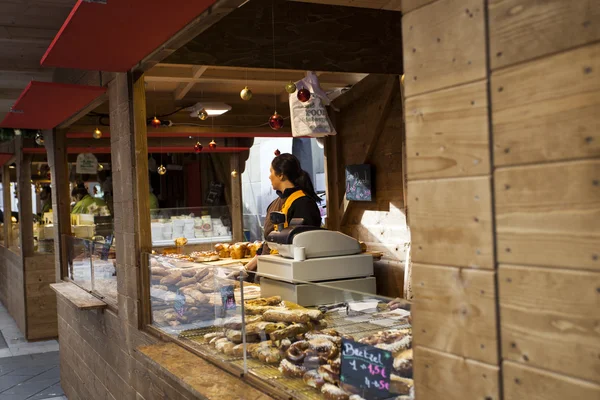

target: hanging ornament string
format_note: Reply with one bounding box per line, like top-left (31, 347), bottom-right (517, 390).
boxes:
top-left (268, 0), bottom-right (284, 131)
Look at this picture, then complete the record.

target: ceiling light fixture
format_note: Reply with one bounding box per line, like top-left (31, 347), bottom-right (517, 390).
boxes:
top-left (187, 102), bottom-right (232, 118)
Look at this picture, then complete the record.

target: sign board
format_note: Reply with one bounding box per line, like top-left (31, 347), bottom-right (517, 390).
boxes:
top-left (76, 153), bottom-right (98, 174)
top-left (340, 338), bottom-right (392, 399)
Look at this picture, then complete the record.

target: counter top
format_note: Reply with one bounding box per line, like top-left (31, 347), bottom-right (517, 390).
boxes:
top-left (138, 342), bottom-right (275, 400)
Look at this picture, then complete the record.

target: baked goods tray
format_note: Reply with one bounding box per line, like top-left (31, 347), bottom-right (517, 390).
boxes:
top-left (177, 311), bottom-right (411, 400)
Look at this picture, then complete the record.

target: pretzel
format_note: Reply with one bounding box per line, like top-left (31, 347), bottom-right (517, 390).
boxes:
top-left (303, 370), bottom-right (326, 390)
top-left (321, 383), bottom-right (349, 400)
top-left (279, 359), bottom-right (307, 378)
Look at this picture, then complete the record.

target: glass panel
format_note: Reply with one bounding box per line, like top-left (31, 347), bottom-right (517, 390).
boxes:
top-left (64, 235), bottom-right (93, 291)
top-left (239, 269), bottom-right (414, 400)
top-left (147, 253), bottom-right (247, 373)
top-left (149, 206), bottom-right (232, 248)
top-left (90, 237), bottom-right (117, 306)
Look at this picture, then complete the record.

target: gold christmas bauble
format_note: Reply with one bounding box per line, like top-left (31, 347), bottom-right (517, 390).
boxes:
top-left (285, 81), bottom-right (297, 94)
top-left (97, 164), bottom-right (104, 172)
top-left (240, 86), bottom-right (253, 101)
top-left (231, 170), bottom-right (238, 178)
top-left (158, 165), bottom-right (167, 175)
top-left (198, 109), bottom-right (208, 120)
top-left (93, 128), bottom-right (102, 139)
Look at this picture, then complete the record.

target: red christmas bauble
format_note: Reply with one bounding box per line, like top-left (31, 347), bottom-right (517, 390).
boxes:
top-left (269, 112), bottom-right (284, 130)
top-left (151, 116), bottom-right (161, 128)
top-left (194, 142), bottom-right (203, 153)
top-left (297, 88), bottom-right (311, 102)
top-left (209, 140), bottom-right (217, 150)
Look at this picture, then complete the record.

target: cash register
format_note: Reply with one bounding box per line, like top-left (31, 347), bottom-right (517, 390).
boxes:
top-left (256, 212), bottom-right (376, 306)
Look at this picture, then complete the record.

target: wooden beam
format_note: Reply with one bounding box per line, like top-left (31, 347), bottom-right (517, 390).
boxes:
top-left (15, 136), bottom-right (34, 257)
top-left (288, 0), bottom-right (402, 11)
top-left (174, 65), bottom-right (207, 100)
top-left (230, 151), bottom-right (243, 242)
top-left (43, 129), bottom-right (70, 282)
top-left (324, 114), bottom-right (340, 231)
top-left (2, 164), bottom-right (12, 247)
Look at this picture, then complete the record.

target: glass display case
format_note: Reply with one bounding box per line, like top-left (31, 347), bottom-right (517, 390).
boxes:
top-left (150, 206), bottom-right (232, 248)
top-left (147, 253), bottom-right (414, 400)
top-left (65, 235), bottom-right (117, 306)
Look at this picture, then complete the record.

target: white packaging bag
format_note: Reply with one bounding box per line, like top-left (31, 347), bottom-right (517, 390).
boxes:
top-left (289, 71), bottom-right (337, 138)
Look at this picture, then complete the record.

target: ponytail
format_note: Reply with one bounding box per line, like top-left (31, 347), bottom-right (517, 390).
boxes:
top-left (295, 170), bottom-right (321, 203)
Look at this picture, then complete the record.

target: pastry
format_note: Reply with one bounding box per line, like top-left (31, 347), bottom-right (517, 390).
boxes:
top-left (151, 267), bottom-right (170, 276)
top-left (190, 251), bottom-right (220, 262)
top-left (230, 243), bottom-right (248, 260)
top-left (151, 285), bottom-right (169, 292)
top-left (305, 332), bottom-right (342, 346)
top-left (306, 309), bottom-right (325, 321)
top-left (176, 276), bottom-right (199, 288)
top-left (223, 315), bottom-right (263, 330)
top-left (321, 383), bottom-right (349, 400)
top-left (212, 337), bottom-right (230, 347)
top-left (245, 296), bottom-right (282, 307)
top-left (181, 289), bottom-right (209, 304)
top-left (269, 323), bottom-right (309, 341)
top-left (318, 364), bottom-right (340, 385)
top-left (393, 349), bottom-right (413, 378)
top-left (263, 309), bottom-right (311, 324)
top-left (215, 339), bottom-right (235, 354)
top-left (375, 335), bottom-right (412, 354)
top-left (174, 237), bottom-right (188, 247)
top-left (279, 359), bottom-right (307, 378)
top-left (232, 344), bottom-right (246, 357)
top-left (245, 305), bottom-right (281, 315)
top-left (303, 370), bottom-right (326, 390)
top-left (214, 243), bottom-right (231, 258)
top-left (160, 271), bottom-right (182, 286)
top-left (390, 374), bottom-right (413, 395)
top-left (225, 329), bottom-right (260, 344)
top-left (286, 340), bottom-right (310, 364)
top-left (195, 268), bottom-right (210, 281)
top-left (246, 321), bottom-right (287, 336)
top-left (250, 341), bottom-right (282, 364)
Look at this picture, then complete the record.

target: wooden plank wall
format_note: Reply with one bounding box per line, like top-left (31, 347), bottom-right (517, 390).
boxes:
top-left (24, 254), bottom-right (58, 340)
top-left (0, 246), bottom-right (26, 336)
top-left (488, 0), bottom-right (600, 397)
top-left (404, 0), bottom-right (600, 399)
top-left (329, 74), bottom-right (410, 298)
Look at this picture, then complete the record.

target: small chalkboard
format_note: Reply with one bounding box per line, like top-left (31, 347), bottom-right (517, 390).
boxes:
top-left (340, 338), bottom-right (392, 399)
top-left (220, 285), bottom-right (236, 311)
top-left (345, 164), bottom-right (373, 202)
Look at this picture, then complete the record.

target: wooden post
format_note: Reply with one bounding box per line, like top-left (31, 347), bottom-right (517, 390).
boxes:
top-left (15, 137), bottom-right (34, 258)
top-left (230, 153), bottom-right (243, 242)
top-left (324, 132), bottom-right (340, 231)
top-left (44, 129), bottom-right (71, 282)
top-left (2, 164), bottom-right (12, 247)
top-left (109, 72), bottom-right (151, 328)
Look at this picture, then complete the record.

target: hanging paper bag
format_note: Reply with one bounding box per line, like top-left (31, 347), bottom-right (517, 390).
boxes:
top-left (289, 72), bottom-right (337, 138)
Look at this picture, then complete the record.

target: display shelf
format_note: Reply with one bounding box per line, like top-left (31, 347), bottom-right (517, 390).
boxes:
top-left (151, 235), bottom-right (232, 247)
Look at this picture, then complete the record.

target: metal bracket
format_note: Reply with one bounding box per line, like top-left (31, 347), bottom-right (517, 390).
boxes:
top-left (82, 0), bottom-right (107, 4)
top-left (8, 108), bottom-right (24, 114)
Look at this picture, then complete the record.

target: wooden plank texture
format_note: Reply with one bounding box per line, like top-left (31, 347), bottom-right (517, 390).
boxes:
top-left (402, 0), bottom-right (486, 97)
top-left (492, 43), bottom-right (600, 166)
top-left (24, 254), bottom-right (57, 340)
top-left (289, 0), bottom-right (402, 11)
top-left (489, 0), bottom-right (600, 70)
top-left (50, 283), bottom-right (107, 310)
top-left (402, 0), bottom-right (437, 13)
top-left (2, 165), bottom-right (12, 247)
top-left (412, 263), bottom-right (498, 364)
top-left (495, 159), bottom-right (600, 271)
top-left (499, 265), bottom-right (600, 383)
top-left (414, 346), bottom-right (500, 400)
top-left (503, 361), bottom-right (600, 400)
top-left (407, 177), bottom-right (494, 269)
top-left (405, 80), bottom-right (490, 179)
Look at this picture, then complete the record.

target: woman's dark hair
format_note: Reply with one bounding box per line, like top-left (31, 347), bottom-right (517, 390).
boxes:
top-left (271, 153), bottom-right (320, 203)
top-left (71, 186), bottom-right (88, 199)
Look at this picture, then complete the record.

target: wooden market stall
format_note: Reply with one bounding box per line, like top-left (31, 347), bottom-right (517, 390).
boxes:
top-left (3, 0), bottom-right (595, 399)
top-left (0, 137), bottom-right (57, 340)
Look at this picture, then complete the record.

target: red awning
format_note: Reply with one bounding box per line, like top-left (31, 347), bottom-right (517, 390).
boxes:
top-left (23, 147), bottom-right (249, 154)
top-left (0, 82), bottom-right (106, 130)
top-left (41, 0), bottom-right (217, 72)
top-left (0, 153), bottom-right (13, 168)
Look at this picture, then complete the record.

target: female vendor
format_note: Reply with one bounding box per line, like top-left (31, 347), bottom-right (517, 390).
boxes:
top-left (71, 185), bottom-right (109, 215)
top-left (241, 152), bottom-right (322, 276)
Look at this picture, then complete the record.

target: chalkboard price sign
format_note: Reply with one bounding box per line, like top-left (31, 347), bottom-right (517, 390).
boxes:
top-left (340, 338), bottom-right (392, 399)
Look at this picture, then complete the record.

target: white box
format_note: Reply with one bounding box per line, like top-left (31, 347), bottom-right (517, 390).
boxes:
top-left (257, 253), bottom-right (373, 283)
top-left (259, 277), bottom-right (377, 307)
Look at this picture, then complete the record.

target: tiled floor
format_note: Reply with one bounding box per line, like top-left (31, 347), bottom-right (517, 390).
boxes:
top-left (0, 303), bottom-right (65, 400)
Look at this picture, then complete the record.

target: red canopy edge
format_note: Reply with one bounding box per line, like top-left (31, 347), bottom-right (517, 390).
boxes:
top-left (23, 147), bottom-right (250, 155)
top-left (0, 82), bottom-right (106, 130)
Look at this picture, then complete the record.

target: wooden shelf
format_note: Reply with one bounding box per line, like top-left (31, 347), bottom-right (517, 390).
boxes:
top-left (50, 282), bottom-right (107, 311)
